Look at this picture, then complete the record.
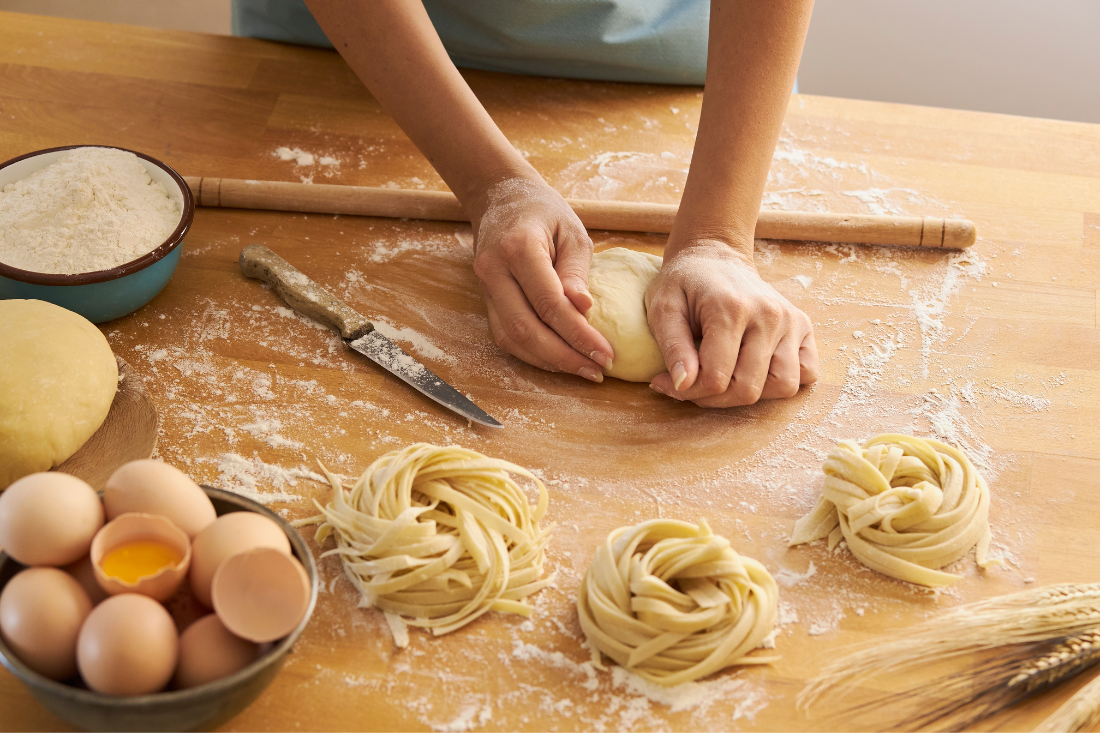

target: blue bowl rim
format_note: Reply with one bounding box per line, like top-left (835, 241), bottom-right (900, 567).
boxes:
top-left (0, 485), bottom-right (319, 712)
top-left (0, 145), bottom-right (195, 287)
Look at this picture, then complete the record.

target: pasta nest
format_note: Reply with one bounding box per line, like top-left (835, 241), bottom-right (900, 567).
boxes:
top-left (790, 433), bottom-right (996, 587)
top-left (577, 518), bottom-right (778, 686)
top-left (299, 443), bottom-right (553, 646)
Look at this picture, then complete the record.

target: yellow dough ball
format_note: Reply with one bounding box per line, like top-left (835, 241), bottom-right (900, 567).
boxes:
top-left (0, 300), bottom-right (118, 489)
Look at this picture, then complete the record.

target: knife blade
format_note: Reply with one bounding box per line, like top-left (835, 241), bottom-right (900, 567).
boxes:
top-left (238, 244), bottom-right (504, 428)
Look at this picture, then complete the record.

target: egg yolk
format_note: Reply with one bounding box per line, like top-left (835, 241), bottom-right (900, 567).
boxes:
top-left (100, 541), bottom-right (182, 583)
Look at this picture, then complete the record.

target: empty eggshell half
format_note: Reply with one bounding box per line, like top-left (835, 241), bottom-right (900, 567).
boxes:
top-left (190, 512), bottom-right (291, 608)
top-left (104, 460), bottom-right (216, 539)
top-left (90, 513), bottom-right (191, 602)
top-left (174, 614), bottom-right (259, 689)
top-left (211, 548), bottom-right (310, 643)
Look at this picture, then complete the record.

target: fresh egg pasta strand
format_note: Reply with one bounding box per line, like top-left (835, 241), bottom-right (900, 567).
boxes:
top-left (294, 444), bottom-right (552, 647)
top-left (578, 518), bottom-right (778, 686)
top-left (790, 433), bottom-right (997, 587)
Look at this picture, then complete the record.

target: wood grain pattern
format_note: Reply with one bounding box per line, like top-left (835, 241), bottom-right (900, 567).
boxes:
top-left (1, 11), bottom-right (1099, 733)
top-left (54, 356), bottom-right (159, 490)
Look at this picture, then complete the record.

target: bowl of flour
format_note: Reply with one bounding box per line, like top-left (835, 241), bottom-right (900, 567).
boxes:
top-left (0, 146), bottom-right (194, 323)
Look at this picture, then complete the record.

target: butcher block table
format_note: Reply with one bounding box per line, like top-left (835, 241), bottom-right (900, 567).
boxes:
top-left (2, 11), bottom-right (1100, 732)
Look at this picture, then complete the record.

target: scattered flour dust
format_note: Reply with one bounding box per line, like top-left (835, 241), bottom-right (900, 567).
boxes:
top-left (0, 147), bottom-right (180, 274)
top-left (774, 561), bottom-right (817, 588)
top-left (607, 667), bottom-right (767, 720)
top-left (241, 418), bottom-right (305, 450)
top-left (508, 639), bottom-right (768, 728)
top-left (199, 454), bottom-right (323, 506)
top-left (559, 151), bottom-right (689, 200)
top-left (433, 703), bottom-right (493, 732)
top-left (842, 188), bottom-right (926, 216)
top-left (274, 147), bottom-right (342, 168)
top-left (273, 146), bottom-right (342, 183)
top-left (372, 317), bottom-right (456, 366)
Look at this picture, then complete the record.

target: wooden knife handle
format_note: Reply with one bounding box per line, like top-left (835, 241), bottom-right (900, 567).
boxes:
top-left (238, 244), bottom-right (373, 340)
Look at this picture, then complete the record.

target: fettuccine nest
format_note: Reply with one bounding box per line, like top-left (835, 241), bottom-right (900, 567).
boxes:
top-left (578, 518), bottom-right (778, 686)
top-left (789, 433), bottom-right (996, 587)
top-left (297, 443), bottom-right (553, 646)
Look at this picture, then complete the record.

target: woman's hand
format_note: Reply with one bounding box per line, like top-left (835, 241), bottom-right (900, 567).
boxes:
top-left (645, 240), bottom-right (818, 407)
top-left (470, 177), bottom-right (614, 382)
top-left (303, 2), bottom-right (613, 382)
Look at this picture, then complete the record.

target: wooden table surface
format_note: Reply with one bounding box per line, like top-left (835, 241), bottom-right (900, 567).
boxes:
top-left (2, 11), bottom-right (1100, 732)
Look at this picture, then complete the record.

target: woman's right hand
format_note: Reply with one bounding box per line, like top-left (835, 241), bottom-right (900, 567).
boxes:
top-left (469, 177), bottom-right (614, 382)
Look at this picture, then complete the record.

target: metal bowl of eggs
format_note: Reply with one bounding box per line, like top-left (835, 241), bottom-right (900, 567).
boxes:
top-left (0, 470), bottom-right (318, 733)
top-left (0, 145), bottom-right (194, 324)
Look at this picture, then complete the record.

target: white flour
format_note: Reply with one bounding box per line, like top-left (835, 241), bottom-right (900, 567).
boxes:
top-left (0, 147), bottom-right (179, 274)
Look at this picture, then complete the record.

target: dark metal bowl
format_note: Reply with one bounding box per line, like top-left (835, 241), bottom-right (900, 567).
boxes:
top-left (0, 486), bottom-right (317, 732)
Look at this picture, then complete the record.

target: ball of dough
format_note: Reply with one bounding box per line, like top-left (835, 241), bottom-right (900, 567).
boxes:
top-left (0, 300), bottom-right (118, 489)
top-left (585, 247), bottom-right (666, 382)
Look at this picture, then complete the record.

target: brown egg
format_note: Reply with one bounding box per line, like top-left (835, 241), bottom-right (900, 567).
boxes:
top-left (189, 513), bottom-right (290, 608)
top-left (174, 614), bottom-right (258, 689)
top-left (212, 548), bottom-right (311, 643)
top-left (162, 583), bottom-right (208, 635)
top-left (104, 461), bottom-right (216, 539)
top-left (77, 594), bottom-right (178, 696)
top-left (0, 567), bottom-right (92, 680)
top-left (0, 472), bottom-right (103, 566)
top-left (90, 513), bottom-right (191, 602)
top-left (63, 555), bottom-right (109, 606)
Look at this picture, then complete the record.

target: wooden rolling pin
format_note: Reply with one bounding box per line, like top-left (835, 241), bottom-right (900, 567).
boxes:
top-left (183, 176), bottom-right (976, 249)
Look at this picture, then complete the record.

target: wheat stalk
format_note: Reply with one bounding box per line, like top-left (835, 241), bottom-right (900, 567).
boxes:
top-left (1034, 670), bottom-right (1100, 733)
top-left (798, 584), bottom-right (1100, 731)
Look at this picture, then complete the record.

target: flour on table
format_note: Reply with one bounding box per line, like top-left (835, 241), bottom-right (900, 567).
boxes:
top-left (0, 147), bottom-right (180, 274)
top-left (274, 147), bottom-right (342, 168)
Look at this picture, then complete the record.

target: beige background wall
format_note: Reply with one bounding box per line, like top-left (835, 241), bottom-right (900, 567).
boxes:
top-left (799, 0), bottom-right (1100, 124)
top-left (5, 0), bottom-right (1098, 124)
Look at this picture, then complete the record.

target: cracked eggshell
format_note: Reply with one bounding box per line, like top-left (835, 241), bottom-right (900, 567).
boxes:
top-left (189, 512), bottom-right (291, 608)
top-left (104, 460), bottom-right (216, 539)
top-left (211, 548), bottom-right (310, 643)
top-left (90, 513), bottom-right (191, 602)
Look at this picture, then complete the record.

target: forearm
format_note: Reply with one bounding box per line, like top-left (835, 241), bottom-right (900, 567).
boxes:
top-left (668, 0), bottom-right (814, 260)
top-left (305, 0), bottom-right (537, 214)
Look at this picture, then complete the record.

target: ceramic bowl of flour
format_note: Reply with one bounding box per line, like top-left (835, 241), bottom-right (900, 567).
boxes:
top-left (0, 145), bottom-right (194, 323)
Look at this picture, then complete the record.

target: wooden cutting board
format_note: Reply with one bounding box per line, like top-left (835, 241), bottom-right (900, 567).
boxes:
top-left (54, 356), bottom-right (159, 490)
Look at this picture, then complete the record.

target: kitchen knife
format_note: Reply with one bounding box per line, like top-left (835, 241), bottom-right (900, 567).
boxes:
top-left (239, 244), bottom-right (503, 428)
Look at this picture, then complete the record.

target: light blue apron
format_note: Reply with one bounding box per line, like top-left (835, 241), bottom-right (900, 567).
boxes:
top-left (232, 0), bottom-right (710, 85)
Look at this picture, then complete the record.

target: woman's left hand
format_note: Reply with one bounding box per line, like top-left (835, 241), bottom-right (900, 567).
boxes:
top-left (645, 239), bottom-right (819, 407)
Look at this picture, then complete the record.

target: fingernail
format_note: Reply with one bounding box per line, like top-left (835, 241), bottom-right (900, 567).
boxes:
top-left (590, 351), bottom-right (613, 371)
top-left (579, 367), bottom-right (604, 383)
top-left (671, 362), bottom-right (687, 391)
top-left (651, 384), bottom-right (685, 401)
